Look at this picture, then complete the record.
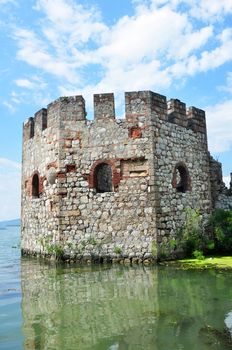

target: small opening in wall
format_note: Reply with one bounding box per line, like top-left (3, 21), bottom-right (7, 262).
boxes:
top-left (66, 164), bottom-right (76, 173)
top-left (32, 174), bottom-right (40, 198)
top-left (129, 126), bottom-right (142, 139)
top-left (42, 114), bottom-right (47, 131)
top-left (173, 164), bottom-right (190, 193)
top-left (94, 163), bottom-right (112, 193)
top-left (30, 120), bottom-right (34, 138)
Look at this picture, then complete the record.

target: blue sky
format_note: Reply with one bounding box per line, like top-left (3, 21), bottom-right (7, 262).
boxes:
top-left (0, 0), bottom-right (232, 220)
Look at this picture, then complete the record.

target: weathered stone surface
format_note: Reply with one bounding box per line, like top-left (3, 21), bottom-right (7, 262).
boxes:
top-left (21, 91), bottom-right (232, 262)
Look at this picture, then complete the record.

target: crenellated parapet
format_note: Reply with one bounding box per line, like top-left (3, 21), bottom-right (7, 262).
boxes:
top-left (23, 96), bottom-right (87, 140)
top-left (167, 99), bottom-right (206, 134)
top-left (23, 91), bottom-right (207, 144)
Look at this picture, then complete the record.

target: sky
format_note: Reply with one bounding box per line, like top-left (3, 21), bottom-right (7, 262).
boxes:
top-left (0, 0), bottom-right (232, 221)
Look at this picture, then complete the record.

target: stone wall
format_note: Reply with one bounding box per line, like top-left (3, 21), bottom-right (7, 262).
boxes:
top-left (152, 111), bottom-right (212, 253)
top-left (21, 107), bottom-right (60, 254)
top-left (209, 159), bottom-right (232, 210)
top-left (21, 90), bottom-right (229, 262)
top-left (215, 194), bottom-right (232, 210)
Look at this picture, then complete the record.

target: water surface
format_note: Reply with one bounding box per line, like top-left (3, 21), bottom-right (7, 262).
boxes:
top-left (1, 226), bottom-right (232, 349)
top-left (0, 226), bottom-right (23, 350)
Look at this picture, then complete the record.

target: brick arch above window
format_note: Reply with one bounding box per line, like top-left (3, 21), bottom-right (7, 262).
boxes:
top-left (88, 159), bottom-right (121, 192)
top-left (172, 162), bottom-right (191, 193)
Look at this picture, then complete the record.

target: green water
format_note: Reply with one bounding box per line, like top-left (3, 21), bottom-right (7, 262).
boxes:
top-left (1, 227), bottom-right (232, 349)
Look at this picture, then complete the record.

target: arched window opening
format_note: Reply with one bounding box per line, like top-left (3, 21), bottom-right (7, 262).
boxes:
top-left (94, 163), bottom-right (112, 193)
top-left (32, 174), bottom-right (40, 198)
top-left (173, 164), bottom-right (190, 193)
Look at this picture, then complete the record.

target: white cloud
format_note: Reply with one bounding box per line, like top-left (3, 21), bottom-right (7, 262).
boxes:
top-left (10, 0), bottom-right (232, 134)
top-left (0, 158), bottom-right (21, 221)
top-left (189, 0), bottom-right (232, 22)
top-left (3, 101), bottom-right (16, 113)
top-left (15, 79), bottom-right (35, 89)
top-left (97, 7), bottom-right (189, 65)
top-left (15, 76), bottom-right (47, 90)
top-left (12, 0), bottom-right (232, 94)
top-left (12, 0), bottom-right (108, 85)
top-left (206, 99), bottom-right (232, 153)
top-left (9, 77), bottom-right (50, 111)
top-left (219, 72), bottom-right (232, 94)
top-left (169, 26), bottom-right (213, 60)
top-left (168, 29), bottom-right (232, 78)
top-left (0, 0), bottom-right (16, 4)
top-left (35, 0), bottom-right (106, 44)
top-left (149, 0), bottom-right (232, 22)
top-left (14, 28), bottom-right (78, 82)
top-left (0, 158), bottom-right (21, 170)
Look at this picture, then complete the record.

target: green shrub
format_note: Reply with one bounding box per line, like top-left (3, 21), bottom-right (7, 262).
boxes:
top-left (46, 243), bottom-right (64, 259)
top-left (86, 237), bottom-right (97, 246)
top-left (158, 239), bottom-right (176, 260)
top-left (210, 209), bottom-right (232, 253)
top-left (178, 208), bottom-right (205, 256)
top-left (206, 240), bottom-right (215, 250)
top-left (114, 246), bottom-right (122, 255)
top-left (193, 249), bottom-right (205, 260)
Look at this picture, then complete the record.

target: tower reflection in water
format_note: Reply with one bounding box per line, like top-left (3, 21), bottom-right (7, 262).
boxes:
top-left (21, 259), bottom-right (232, 350)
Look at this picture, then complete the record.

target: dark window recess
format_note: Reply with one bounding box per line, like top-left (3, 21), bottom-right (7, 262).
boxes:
top-left (175, 165), bottom-right (189, 193)
top-left (42, 118), bottom-right (47, 130)
top-left (32, 174), bottom-right (40, 198)
top-left (66, 164), bottom-right (76, 172)
top-left (42, 110), bottom-right (47, 130)
top-left (30, 119), bottom-right (34, 138)
top-left (94, 163), bottom-right (112, 193)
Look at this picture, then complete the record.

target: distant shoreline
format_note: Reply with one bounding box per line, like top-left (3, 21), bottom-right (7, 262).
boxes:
top-left (0, 219), bottom-right (20, 229)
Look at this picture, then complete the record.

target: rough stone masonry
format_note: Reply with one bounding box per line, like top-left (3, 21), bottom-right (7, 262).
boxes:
top-left (21, 91), bottom-right (232, 263)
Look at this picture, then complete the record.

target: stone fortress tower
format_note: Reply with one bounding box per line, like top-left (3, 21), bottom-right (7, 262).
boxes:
top-left (21, 91), bottom-right (232, 263)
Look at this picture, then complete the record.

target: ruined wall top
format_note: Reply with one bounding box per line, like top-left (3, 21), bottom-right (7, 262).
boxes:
top-left (23, 91), bottom-right (207, 141)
